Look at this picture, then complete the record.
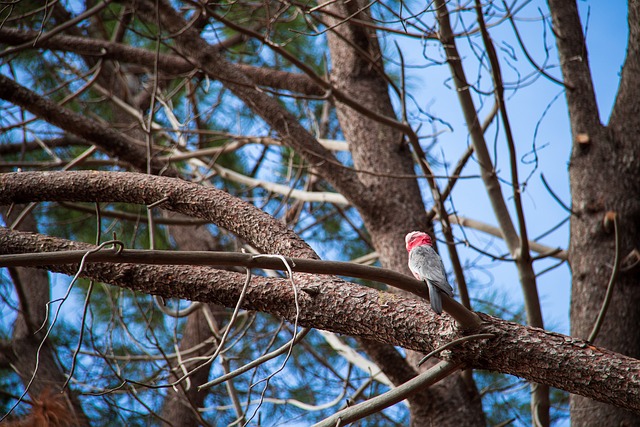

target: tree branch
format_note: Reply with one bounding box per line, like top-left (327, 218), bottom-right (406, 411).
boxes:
top-left (609, 0), bottom-right (640, 130)
top-left (546, 0), bottom-right (601, 133)
top-left (0, 74), bottom-right (174, 176)
top-left (0, 27), bottom-right (323, 97)
top-left (121, 0), bottom-right (370, 208)
top-left (0, 170), bottom-right (313, 258)
top-left (0, 227), bottom-right (638, 412)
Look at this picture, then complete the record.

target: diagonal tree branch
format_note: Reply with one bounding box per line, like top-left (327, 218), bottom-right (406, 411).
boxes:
top-left (0, 74), bottom-right (174, 176)
top-left (546, 0), bottom-right (601, 133)
top-left (0, 170), bottom-right (314, 258)
top-left (0, 27), bottom-right (324, 97)
top-left (0, 226), bottom-right (639, 413)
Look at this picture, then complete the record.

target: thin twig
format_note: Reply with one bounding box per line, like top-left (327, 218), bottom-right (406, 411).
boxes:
top-left (540, 174), bottom-right (576, 215)
top-left (198, 328), bottom-right (311, 390)
top-left (587, 212), bottom-right (621, 343)
top-left (63, 203), bottom-right (103, 390)
top-left (0, 239), bottom-right (123, 422)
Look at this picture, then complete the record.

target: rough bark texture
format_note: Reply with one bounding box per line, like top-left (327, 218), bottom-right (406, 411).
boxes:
top-left (0, 171), bottom-right (316, 258)
top-left (1, 226), bottom-right (639, 413)
top-left (548, 0), bottom-right (640, 424)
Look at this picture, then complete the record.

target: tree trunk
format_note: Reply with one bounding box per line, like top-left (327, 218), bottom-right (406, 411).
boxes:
top-left (548, 0), bottom-right (640, 424)
top-left (324, 2), bottom-right (485, 425)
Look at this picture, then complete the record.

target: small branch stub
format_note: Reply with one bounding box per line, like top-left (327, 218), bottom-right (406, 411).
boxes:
top-left (575, 133), bottom-right (590, 145)
top-left (603, 211), bottom-right (617, 233)
top-left (302, 285), bottom-right (320, 296)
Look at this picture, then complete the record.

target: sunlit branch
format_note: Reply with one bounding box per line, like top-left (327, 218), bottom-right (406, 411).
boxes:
top-left (213, 164), bottom-right (350, 205)
top-left (313, 360), bottom-right (461, 427)
top-left (446, 215), bottom-right (567, 261)
top-left (474, 1), bottom-right (548, 423)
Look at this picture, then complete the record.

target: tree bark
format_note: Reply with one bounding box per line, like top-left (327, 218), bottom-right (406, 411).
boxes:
top-left (548, 0), bottom-right (640, 424)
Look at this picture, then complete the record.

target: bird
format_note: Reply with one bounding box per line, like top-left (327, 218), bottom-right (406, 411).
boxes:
top-left (405, 231), bottom-right (454, 314)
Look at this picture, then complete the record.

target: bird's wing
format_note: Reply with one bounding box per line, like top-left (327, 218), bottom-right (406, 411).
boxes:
top-left (409, 245), bottom-right (454, 296)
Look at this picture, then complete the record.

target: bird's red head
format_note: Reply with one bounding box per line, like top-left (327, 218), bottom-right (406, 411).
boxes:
top-left (405, 231), bottom-right (432, 252)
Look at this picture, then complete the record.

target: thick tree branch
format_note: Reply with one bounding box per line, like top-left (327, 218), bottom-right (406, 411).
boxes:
top-left (0, 227), bottom-right (639, 412)
top-left (0, 246), bottom-right (478, 326)
top-left (546, 0), bottom-right (601, 133)
top-left (0, 170), bottom-right (313, 258)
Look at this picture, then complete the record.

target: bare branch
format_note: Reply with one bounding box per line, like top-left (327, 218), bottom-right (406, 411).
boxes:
top-left (313, 361), bottom-right (462, 427)
top-left (0, 74), bottom-right (173, 176)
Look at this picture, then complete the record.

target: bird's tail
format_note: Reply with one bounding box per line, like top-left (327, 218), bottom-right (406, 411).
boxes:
top-left (428, 283), bottom-right (443, 315)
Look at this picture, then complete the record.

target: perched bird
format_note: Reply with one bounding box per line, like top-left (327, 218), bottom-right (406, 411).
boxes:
top-left (405, 231), bottom-right (454, 314)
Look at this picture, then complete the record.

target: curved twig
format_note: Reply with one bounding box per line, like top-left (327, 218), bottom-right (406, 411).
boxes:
top-left (587, 212), bottom-right (621, 343)
top-left (540, 174), bottom-right (576, 215)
